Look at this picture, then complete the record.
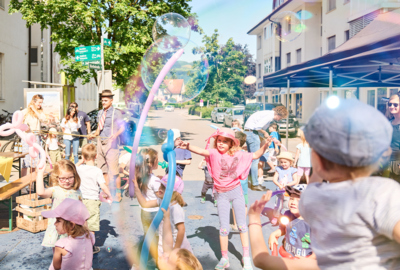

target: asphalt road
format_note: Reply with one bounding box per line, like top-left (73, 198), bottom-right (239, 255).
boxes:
top-left (0, 108), bottom-right (301, 270)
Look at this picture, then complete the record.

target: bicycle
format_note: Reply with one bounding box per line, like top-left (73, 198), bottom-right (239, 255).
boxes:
top-left (0, 134), bottom-right (20, 153)
top-left (0, 109), bottom-right (12, 125)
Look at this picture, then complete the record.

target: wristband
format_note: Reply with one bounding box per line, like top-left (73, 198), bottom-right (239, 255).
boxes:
top-left (248, 223), bottom-right (262, 227)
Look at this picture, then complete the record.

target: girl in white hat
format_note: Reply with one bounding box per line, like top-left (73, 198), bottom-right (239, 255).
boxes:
top-left (46, 127), bottom-right (62, 165)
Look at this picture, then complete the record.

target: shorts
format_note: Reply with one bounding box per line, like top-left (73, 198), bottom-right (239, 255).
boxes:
top-left (97, 138), bottom-right (119, 176)
top-left (297, 166), bottom-right (311, 176)
top-left (48, 149), bottom-right (62, 164)
top-left (260, 148), bottom-right (275, 163)
top-left (82, 199), bottom-right (101, 231)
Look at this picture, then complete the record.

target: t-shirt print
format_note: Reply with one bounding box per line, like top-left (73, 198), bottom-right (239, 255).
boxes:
top-left (220, 157), bottom-right (239, 180)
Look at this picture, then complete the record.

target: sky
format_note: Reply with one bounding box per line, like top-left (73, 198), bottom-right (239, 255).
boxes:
top-left (189, 0), bottom-right (273, 58)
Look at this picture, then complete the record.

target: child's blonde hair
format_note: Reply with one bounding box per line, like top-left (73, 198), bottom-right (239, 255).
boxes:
top-left (386, 94), bottom-right (399, 120)
top-left (213, 136), bottom-right (239, 156)
top-left (160, 184), bottom-right (186, 207)
top-left (298, 129), bottom-right (309, 147)
top-left (82, 143), bottom-right (96, 161)
top-left (175, 248), bottom-right (203, 270)
top-left (50, 160), bottom-right (81, 189)
top-left (136, 148), bottom-right (158, 194)
top-left (61, 218), bottom-right (91, 239)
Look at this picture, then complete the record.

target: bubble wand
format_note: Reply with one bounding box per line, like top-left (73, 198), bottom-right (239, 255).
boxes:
top-left (139, 130), bottom-right (176, 268)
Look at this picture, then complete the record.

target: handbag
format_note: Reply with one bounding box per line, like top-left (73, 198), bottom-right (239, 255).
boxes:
top-left (68, 121), bottom-right (80, 138)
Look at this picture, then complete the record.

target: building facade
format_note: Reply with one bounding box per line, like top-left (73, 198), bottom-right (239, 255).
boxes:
top-left (248, 0), bottom-right (400, 123)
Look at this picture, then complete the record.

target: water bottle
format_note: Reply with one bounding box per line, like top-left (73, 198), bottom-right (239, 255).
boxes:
top-left (14, 141), bottom-right (18, 152)
top-left (18, 142), bottom-right (22, 154)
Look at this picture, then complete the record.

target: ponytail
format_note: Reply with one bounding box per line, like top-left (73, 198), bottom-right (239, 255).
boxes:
top-left (136, 148), bottom-right (158, 194)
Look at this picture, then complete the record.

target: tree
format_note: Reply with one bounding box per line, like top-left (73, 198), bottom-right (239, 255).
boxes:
top-left (197, 29), bottom-right (254, 105)
top-left (9, 0), bottom-right (200, 103)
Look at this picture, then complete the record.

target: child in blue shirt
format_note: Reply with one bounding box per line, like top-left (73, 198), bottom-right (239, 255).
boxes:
top-left (165, 129), bottom-right (192, 178)
top-left (259, 123), bottom-right (280, 183)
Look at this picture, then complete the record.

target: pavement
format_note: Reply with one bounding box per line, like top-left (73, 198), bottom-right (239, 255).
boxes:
top-left (0, 108), bottom-right (301, 270)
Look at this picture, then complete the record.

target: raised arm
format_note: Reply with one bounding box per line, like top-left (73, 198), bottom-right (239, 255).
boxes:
top-left (161, 208), bottom-right (174, 255)
top-left (179, 142), bottom-right (209, 157)
top-left (252, 137), bottom-right (271, 160)
top-left (36, 166), bottom-right (53, 198)
top-left (176, 159), bottom-right (191, 165)
top-left (133, 178), bottom-right (158, 208)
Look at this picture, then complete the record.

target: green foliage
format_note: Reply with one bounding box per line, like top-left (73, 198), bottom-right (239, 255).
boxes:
top-left (196, 29), bottom-right (253, 105)
top-left (165, 102), bottom-right (183, 108)
top-left (188, 105), bottom-right (198, 115)
top-left (200, 106), bottom-right (214, 118)
top-left (9, 0), bottom-right (201, 102)
top-left (152, 100), bottom-right (162, 107)
top-left (220, 101), bottom-right (233, 108)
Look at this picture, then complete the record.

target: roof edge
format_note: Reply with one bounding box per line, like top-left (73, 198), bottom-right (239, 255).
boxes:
top-left (247, 0), bottom-right (293, 35)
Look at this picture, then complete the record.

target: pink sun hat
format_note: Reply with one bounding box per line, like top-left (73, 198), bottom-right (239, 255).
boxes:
top-left (157, 174), bottom-right (184, 194)
top-left (42, 198), bottom-right (89, 225)
top-left (205, 127), bottom-right (240, 149)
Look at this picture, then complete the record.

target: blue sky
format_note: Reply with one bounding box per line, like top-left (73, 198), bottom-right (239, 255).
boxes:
top-left (189, 0), bottom-right (273, 58)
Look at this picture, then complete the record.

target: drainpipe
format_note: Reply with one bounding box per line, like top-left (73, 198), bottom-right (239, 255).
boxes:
top-left (28, 26), bottom-right (31, 88)
top-left (286, 77), bottom-right (290, 149)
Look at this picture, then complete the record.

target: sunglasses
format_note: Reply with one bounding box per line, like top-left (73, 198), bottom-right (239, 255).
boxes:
top-left (389, 103), bottom-right (399, 108)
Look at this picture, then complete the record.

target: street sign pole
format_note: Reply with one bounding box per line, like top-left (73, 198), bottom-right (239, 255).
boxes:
top-left (101, 36), bottom-right (105, 94)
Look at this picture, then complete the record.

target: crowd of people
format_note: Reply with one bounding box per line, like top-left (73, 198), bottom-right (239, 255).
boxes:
top-left (8, 91), bottom-right (400, 270)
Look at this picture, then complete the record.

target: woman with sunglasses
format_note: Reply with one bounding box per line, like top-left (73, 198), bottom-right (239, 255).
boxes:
top-left (385, 94), bottom-right (400, 181)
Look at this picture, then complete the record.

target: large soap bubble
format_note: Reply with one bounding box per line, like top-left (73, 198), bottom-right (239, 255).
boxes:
top-left (141, 38), bottom-right (209, 103)
top-left (272, 11), bottom-right (305, 42)
top-left (152, 13), bottom-right (191, 51)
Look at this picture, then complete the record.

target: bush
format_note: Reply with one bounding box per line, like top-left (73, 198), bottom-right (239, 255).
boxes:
top-left (220, 101), bottom-right (233, 108)
top-left (201, 107), bottom-right (214, 118)
top-left (189, 105), bottom-right (198, 115)
top-left (152, 100), bottom-right (162, 107)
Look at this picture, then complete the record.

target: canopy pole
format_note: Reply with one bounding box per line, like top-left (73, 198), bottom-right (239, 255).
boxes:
top-left (286, 78), bottom-right (290, 150)
top-left (329, 67), bottom-right (333, 96)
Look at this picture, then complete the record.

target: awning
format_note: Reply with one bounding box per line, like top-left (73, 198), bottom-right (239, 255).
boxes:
top-left (290, 88), bottom-right (299, 93)
top-left (262, 9), bottom-right (400, 89)
top-left (253, 91), bottom-right (264, 96)
top-left (280, 89), bottom-right (287, 94)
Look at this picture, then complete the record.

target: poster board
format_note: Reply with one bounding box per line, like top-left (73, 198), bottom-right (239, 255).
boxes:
top-left (24, 88), bottom-right (63, 124)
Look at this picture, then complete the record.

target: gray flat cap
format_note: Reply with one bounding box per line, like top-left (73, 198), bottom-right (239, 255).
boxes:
top-left (304, 98), bottom-right (392, 167)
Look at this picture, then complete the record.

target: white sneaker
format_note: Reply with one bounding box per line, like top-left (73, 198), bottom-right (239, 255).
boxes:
top-left (258, 177), bottom-right (264, 185)
top-left (215, 257), bottom-right (230, 269)
top-left (242, 257), bottom-right (253, 270)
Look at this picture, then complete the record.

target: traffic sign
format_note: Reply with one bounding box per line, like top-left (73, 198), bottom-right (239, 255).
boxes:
top-left (200, 99), bottom-right (204, 107)
top-left (82, 60), bottom-right (101, 66)
top-left (75, 53), bottom-right (101, 62)
top-left (104, 38), bottom-right (112, 47)
top-left (75, 45), bottom-right (101, 55)
top-left (89, 63), bottom-right (102, 70)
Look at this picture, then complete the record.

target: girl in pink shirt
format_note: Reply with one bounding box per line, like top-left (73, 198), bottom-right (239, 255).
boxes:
top-left (42, 198), bottom-right (94, 270)
top-left (179, 128), bottom-right (270, 270)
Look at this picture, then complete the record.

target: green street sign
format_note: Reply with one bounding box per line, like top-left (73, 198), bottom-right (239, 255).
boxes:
top-left (82, 60), bottom-right (101, 66)
top-left (75, 45), bottom-right (101, 55)
top-left (75, 53), bottom-right (101, 62)
top-left (104, 38), bottom-right (112, 47)
top-left (89, 63), bottom-right (102, 70)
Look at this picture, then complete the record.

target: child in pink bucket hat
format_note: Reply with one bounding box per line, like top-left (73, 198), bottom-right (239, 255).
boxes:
top-left (178, 127), bottom-right (271, 270)
top-left (42, 198), bottom-right (95, 270)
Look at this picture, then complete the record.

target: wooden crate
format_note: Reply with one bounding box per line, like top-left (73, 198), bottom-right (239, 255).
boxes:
top-left (15, 194), bottom-right (52, 233)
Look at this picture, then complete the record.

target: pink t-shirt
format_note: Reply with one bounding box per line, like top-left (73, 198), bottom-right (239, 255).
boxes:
top-left (206, 148), bottom-right (253, 193)
top-left (49, 234), bottom-right (95, 270)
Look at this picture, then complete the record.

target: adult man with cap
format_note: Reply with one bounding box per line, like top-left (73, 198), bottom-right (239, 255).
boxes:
top-left (89, 89), bottom-right (124, 201)
top-left (244, 106), bottom-right (288, 191)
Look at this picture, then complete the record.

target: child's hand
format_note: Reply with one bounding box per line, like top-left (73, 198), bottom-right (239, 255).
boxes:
top-left (249, 190), bottom-right (272, 218)
top-left (161, 207), bottom-right (170, 220)
top-left (133, 177), bottom-right (139, 189)
top-left (37, 164), bottom-right (47, 174)
top-left (268, 234), bottom-right (279, 251)
top-left (179, 141), bottom-right (189, 150)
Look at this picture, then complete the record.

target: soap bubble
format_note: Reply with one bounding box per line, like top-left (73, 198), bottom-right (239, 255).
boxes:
top-left (107, 247), bottom-right (112, 252)
top-left (141, 39), bottom-right (209, 104)
top-left (272, 11), bottom-right (304, 42)
top-left (152, 13), bottom-right (191, 51)
top-left (296, 10), bottom-right (313, 20)
top-left (244, 75), bottom-right (257, 85)
top-left (158, 129), bottom-right (168, 140)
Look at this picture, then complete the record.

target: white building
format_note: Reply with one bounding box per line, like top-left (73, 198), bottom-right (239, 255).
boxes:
top-left (0, 0), bottom-right (98, 115)
top-left (248, 0), bottom-right (400, 123)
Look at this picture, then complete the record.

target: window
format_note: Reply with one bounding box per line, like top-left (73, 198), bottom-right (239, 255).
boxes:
top-left (328, 35), bottom-right (336, 52)
top-left (287, 16), bottom-right (292, 34)
top-left (377, 88), bottom-right (387, 114)
top-left (286, 53), bottom-right (291, 67)
top-left (264, 27), bottom-right (267, 40)
top-left (0, 53), bottom-right (3, 99)
top-left (328, 0), bottom-right (336, 12)
top-left (264, 58), bottom-right (272, 74)
top-left (258, 35), bottom-right (261, 50)
top-left (344, 30), bottom-right (350, 41)
top-left (367, 90), bottom-right (375, 107)
top-left (258, 64), bottom-right (261, 78)
top-left (295, 93), bottom-right (303, 118)
top-left (0, 0), bottom-right (4, 9)
top-left (30, 47), bottom-right (38, 65)
top-left (390, 88), bottom-right (398, 97)
top-left (296, 49), bottom-right (302, 64)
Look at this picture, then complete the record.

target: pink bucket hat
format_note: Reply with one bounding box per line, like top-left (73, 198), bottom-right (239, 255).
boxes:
top-left (42, 198), bottom-right (90, 225)
top-left (205, 127), bottom-right (240, 149)
top-left (157, 174), bottom-right (184, 194)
